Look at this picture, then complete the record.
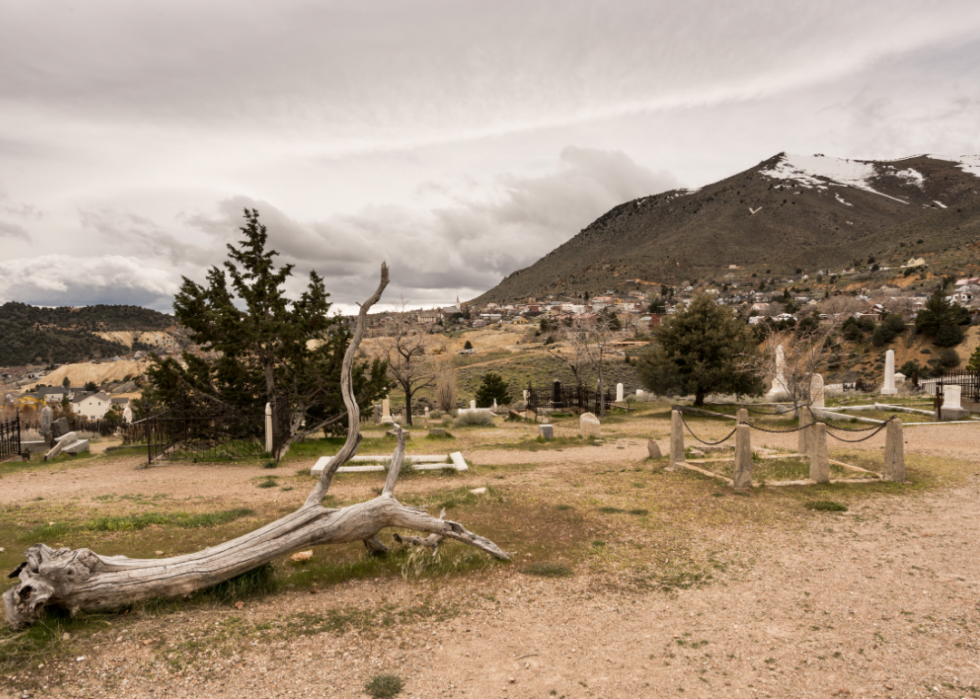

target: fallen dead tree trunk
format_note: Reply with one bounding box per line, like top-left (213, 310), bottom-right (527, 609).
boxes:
top-left (4, 263), bottom-right (508, 629)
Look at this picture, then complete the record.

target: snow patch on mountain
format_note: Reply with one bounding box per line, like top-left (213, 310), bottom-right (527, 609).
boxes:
top-left (935, 154), bottom-right (980, 178)
top-left (761, 154), bottom-right (908, 205)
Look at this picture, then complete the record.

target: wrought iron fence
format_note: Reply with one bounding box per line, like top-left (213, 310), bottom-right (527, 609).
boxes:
top-left (124, 409), bottom-right (265, 465)
top-left (525, 381), bottom-right (615, 415)
top-left (0, 412), bottom-right (22, 460)
top-left (935, 370), bottom-right (980, 403)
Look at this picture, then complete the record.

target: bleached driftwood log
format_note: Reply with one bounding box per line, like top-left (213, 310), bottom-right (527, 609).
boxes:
top-left (4, 263), bottom-right (508, 629)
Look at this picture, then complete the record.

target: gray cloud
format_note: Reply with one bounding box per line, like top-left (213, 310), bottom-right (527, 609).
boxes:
top-left (1, 1), bottom-right (978, 311)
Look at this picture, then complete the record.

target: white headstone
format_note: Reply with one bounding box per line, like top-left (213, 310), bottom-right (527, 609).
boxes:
top-left (470, 399), bottom-right (476, 409)
top-left (425, 407), bottom-right (430, 418)
top-left (636, 389), bottom-right (645, 397)
top-left (580, 412), bottom-right (601, 438)
top-left (265, 402), bottom-right (273, 454)
top-left (809, 373), bottom-right (825, 409)
top-left (493, 398), bottom-right (498, 409)
top-left (616, 383), bottom-right (624, 402)
top-left (943, 385), bottom-right (963, 410)
top-left (765, 344), bottom-right (790, 401)
top-left (523, 389), bottom-right (530, 403)
top-left (381, 397), bottom-right (391, 418)
top-left (122, 404), bottom-right (133, 424)
top-left (40, 406), bottom-right (53, 434)
top-left (881, 349), bottom-right (897, 395)
top-left (893, 372), bottom-right (906, 386)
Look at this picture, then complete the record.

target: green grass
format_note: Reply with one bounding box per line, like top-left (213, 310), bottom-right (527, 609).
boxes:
top-left (86, 508), bottom-right (256, 532)
top-left (257, 477), bottom-right (278, 488)
top-left (806, 500), bottom-right (848, 512)
top-left (365, 674), bottom-right (405, 699)
top-left (523, 562), bottom-right (573, 578)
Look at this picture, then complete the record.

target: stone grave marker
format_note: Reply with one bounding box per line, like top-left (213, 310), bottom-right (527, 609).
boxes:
top-left (580, 412), bottom-right (601, 438)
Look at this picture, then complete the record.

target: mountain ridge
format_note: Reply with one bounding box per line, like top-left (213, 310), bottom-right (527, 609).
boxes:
top-left (473, 152), bottom-right (980, 303)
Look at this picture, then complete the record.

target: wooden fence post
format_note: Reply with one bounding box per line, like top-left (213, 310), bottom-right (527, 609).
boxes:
top-left (798, 405), bottom-right (812, 457)
top-left (733, 424), bottom-right (752, 489)
top-left (809, 422), bottom-right (829, 483)
top-left (668, 410), bottom-right (684, 471)
top-left (883, 418), bottom-right (905, 482)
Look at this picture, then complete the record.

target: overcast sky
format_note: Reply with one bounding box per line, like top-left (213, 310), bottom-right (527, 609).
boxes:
top-left (1, 0), bottom-right (978, 314)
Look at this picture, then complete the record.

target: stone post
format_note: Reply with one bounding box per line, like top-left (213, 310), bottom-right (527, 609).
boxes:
top-left (381, 397), bottom-right (391, 420)
top-left (265, 403), bottom-right (273, 454)
top-left (616, 383), bottom-right (624, 402)
top-left (668, 410), bottom-right (684, 471)
top-left (736, 408), bottom-right (748, 424)
top-left (881, 349), bottom-right (897, 395)
top-left (797, 406), bottom-right (812, 456)
top-left (733, 424), bottom-right (752, 489)
top-left (809, 422), bottom-right (829, 483)
top-left (883, 418), bottom-right (905, 482)
top-left (40, 406), bottom-right (53, 446)
top-left (810, 373), bottom-right (825, 409)
top-left (373, 404), bottom-right (381, 425)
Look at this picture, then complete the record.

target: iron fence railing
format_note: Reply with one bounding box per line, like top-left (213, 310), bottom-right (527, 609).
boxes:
top-left (0, 412), bottom-right (22, 460)
top-left (525, 382), bottom-right (617, 415)
top-left (124, 409), bottom-right (265, 465)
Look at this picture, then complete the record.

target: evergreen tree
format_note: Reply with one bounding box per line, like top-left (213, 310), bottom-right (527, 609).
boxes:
top-left (635, 294), bottom-right (764, 406)
top-left (145, 209), bottom-right (390, 449)
top-left (474, 372), bottom-right (512, 408)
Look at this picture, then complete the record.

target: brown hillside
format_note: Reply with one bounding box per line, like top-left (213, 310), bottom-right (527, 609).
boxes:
top-left (474, 153), bottom-right (980, 303)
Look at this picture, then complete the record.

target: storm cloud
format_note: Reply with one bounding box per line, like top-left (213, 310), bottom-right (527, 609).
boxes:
top-left (1, 0), bottom-right (978, 311)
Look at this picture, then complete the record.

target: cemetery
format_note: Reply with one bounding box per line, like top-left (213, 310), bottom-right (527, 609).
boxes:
top-left (2, 325), bottom-right (980, 697)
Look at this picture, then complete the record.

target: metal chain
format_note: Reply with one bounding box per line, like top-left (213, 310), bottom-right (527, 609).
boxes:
top-left (672, 406), bottom-right (735, 420)
top-left (824, 417), bottom-right (894, 442)
top-left (679, 413), bottom-right (738, 445)
top-left (822, 416), bottom-right (895, 432)
top-left (745, 421), bottom-right (811, 434)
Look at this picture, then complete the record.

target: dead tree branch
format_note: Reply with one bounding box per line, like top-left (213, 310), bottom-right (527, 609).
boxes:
top-left (4, 263), bottom-right (508, 629)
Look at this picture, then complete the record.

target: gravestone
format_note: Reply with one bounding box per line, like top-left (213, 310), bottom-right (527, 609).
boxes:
top-left (551, 380), bottom-right (562, 407)
top-left (428, 428), bottom-right (447, 438)
top-left (493, 399), bottom-right (498, 410)
top-left (539, 424), bottom-right (554, 440)
top-left (940, 386), bottom-right (969, 420)
top-left (373, 404), bottom-right (382, 425)
top-left (580, 412), bottom-right (601, 438)
top-left (40, 407), bottom-right (53, 445)
top-left (469, 400), bottom-right (476, 410)
top-left (51, 418), bottom-right (70, 440)
top-left (764, 344), bottom-right (790, 401)
top-left (881, 349), bottom-right (898, 395)
top-left (646, 439), bottom-right (662, 458)
top-left (668, 410), bottom-right (684, 470)
top-left (636, 389), bottom-right (645, 398)
top-left (809, 373), bottom-right (825, 409)
top-left (122, 404), bottom-right (133, 424)
top-left (893, 372), bottom-right (906, 386)
top-left (425, 407), bottom-right (430, 419)
top-left (616, 383), bottom-right (624, 402)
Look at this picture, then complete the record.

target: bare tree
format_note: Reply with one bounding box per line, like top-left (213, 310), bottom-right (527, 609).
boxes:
top-left (749, 321), bottom-right (839, 411)
top-left (431, 351), bottom-right (458, 413)
top-left (565, 313), bottom-right (621, 417)
top-left (3, 264), bottom-right (508, 629)
top-left (376, 313), bottom-right (435, 426)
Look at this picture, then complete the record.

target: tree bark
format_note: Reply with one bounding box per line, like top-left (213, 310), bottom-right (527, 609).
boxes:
top-left (4, 263), bottom-right (508, 629)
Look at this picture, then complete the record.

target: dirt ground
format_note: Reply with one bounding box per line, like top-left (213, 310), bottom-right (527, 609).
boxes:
top-left (1, 410), bottom-right (979, 699)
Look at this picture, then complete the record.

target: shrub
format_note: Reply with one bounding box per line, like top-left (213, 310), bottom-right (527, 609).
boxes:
top-left (935, 324), bottom-right (963, 347)
top-left (365, 674), bottom-right (404, 699)
top-left (871, 324), bottom-right (895, 347)
top-left (938, 347), bottom-right (960, 368)
top-left (883, 314), bottom-right (906, 333)
top-left (463, 340), bottom-right (473, 350)
top-left (454, 409), bottom-right (494, 427)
